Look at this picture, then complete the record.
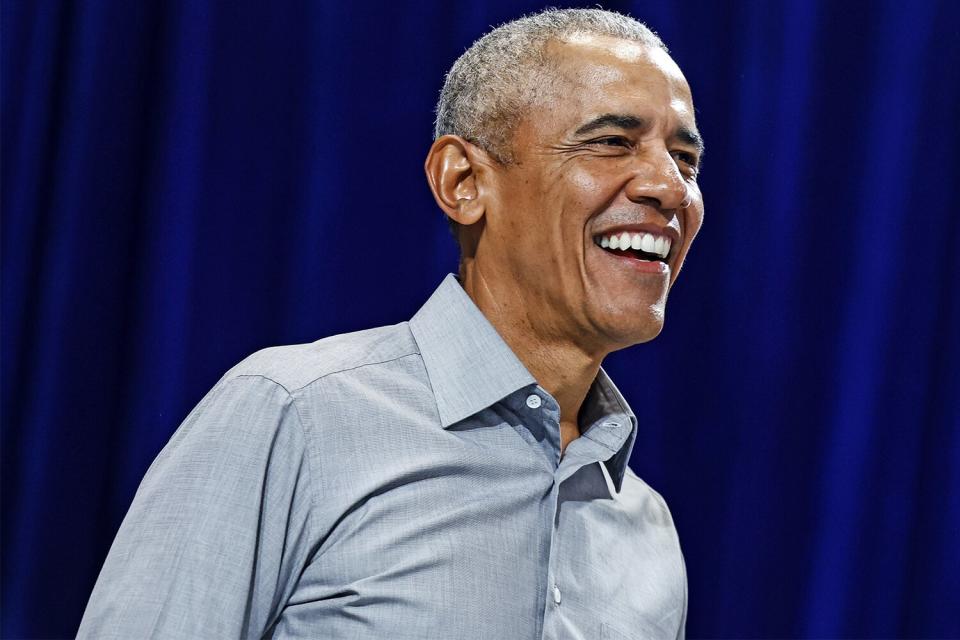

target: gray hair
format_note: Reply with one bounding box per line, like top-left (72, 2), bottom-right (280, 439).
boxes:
top-left (434, 8), bottom-right (667, 164)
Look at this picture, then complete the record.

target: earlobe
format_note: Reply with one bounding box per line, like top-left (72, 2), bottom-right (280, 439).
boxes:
top-left (424, 135), bottom-right (487, 227)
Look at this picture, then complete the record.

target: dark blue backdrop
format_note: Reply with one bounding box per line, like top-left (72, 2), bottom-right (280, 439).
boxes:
top-left (2, 1), bottom-right (958, 638)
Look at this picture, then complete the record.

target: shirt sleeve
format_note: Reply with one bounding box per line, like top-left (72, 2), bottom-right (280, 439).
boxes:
top-left (77, 374), bottom-right (316, 639)
top-left (675, 548), bottom-right (688, 640)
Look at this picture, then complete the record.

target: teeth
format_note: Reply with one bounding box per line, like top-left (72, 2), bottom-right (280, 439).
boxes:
top-left (595, 231), bottom-right (672, 259)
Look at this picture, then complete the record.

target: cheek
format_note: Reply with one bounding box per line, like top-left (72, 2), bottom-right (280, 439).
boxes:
top-left (682, 183), bottom-right (705, 241)
top-left (685, 205), bottom-right (704, 243)
top-left (562, 163), bottom-right (620, 210)
top-left (566, 166), bottom-right (604, 197)
top-left (672, 201), bottom-right (704, 284)
top-left (540, 155), bottom-right (608, 192)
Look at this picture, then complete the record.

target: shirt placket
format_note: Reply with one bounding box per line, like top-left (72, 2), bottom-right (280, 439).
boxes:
top-left (532, 405), bottom-right (614, 638)
top-left (515, 386), bottom-right (562, 640)
top-left (544, 445), bottom-right (613, 639)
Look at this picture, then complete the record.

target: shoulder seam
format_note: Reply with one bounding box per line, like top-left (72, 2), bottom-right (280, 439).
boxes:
top-left (285, 389), bottom-right (321, 557)
top-left (231, 373), bottom-right (293, 394)
top-left (275, 351), bottom-right (421, 393)
top-left (229, 373), bottom-right (322, 555)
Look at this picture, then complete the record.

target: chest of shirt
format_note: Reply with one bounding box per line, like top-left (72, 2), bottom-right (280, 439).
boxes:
top-left (272, 377), bottom-right (685, 639)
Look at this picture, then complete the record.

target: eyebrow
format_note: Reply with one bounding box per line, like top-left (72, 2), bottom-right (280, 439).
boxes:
top-left (574, 113), bottom-right (645, 136)
top-left (676, 126), bottom-right (706, 156)
top-left (573, 112), bottom-right (705, 156)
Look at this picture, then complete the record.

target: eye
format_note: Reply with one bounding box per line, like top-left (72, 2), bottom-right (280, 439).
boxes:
top-left (671, 150), bottom-right (701, 177)
top-left (589, 136), bottom-right (632, 148)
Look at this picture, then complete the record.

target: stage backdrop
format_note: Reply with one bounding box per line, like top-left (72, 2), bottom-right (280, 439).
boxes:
top-left (3, 1), bottom-right (958, 637)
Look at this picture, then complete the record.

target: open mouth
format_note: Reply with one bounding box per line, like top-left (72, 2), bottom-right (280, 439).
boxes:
top-left (593, 231), bottom-right (672, 263)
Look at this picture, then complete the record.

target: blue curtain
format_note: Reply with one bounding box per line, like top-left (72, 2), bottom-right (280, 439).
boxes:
top-left (2, 1), bottom-right (957, 637)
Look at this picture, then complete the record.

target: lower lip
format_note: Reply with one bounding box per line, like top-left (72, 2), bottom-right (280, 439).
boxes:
top-left (598, 247), bottom-right (670, 275)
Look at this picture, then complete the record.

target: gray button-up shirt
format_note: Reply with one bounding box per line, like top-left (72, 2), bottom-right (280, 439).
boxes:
top-left (79, 275), bottom-right (687, 639)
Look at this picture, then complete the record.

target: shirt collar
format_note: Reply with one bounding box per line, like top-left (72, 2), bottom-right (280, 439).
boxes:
top-left (409, 274), bottom-right (638, 492)
top-left (409, 274), bottom-right (536, 427)
top-left (578, 368), bottom-right (638, 493)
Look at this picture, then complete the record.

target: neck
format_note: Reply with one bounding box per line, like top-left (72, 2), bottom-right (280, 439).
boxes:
top-left (460, 263), bottom-right (605, 453)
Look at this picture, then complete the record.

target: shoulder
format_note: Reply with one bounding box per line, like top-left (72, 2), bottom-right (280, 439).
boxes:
top-left (159, 323), bottom-right (421, 461)
top-left (221, 322), bottom-right (420, 393)
top-left (620, 466), bottom-right (679, 530)
top-left (620, 468), bottom-right (688, 637)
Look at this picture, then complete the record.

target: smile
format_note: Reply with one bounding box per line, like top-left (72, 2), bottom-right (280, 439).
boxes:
top-left (593, 231), bottom-right (672, 262)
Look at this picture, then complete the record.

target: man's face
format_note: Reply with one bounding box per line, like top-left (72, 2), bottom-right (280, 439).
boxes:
top-left (477, 35), bottom-right (704, 354)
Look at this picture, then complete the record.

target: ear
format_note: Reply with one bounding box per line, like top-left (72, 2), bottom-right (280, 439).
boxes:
top-left (424, 135), bottom-right (493, 227)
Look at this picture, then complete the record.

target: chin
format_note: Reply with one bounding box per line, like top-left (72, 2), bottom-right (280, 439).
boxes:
top-left (598, 303), bottom-right (666, 349)
top-left (627, 317), bottom-right (665, 346)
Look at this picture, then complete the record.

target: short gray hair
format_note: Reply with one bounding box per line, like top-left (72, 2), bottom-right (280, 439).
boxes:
top-left (434, 8), bottom-right (667, 163)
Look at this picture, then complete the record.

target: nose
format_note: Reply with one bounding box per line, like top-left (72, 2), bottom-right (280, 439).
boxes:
top-left (624, 148), bottom-right (690, 211)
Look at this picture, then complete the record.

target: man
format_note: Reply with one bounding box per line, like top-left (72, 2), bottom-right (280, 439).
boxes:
top-left (79, 7), bottom-right (703, 639)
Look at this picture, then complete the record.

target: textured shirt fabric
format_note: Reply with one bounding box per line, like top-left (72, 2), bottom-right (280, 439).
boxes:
top-left (78, 274), bottom-right (687, 640)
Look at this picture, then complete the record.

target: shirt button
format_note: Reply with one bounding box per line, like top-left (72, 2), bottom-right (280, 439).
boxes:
top-left (526, 394), bottom-right (542, 409)
top-left (552, 585), bottom-right (562, 605)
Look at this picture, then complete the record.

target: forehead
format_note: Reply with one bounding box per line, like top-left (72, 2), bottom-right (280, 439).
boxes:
top-left (537, 35), bottom-right (695, 131)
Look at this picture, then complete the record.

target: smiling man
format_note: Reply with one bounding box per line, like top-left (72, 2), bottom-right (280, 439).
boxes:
top-left (79, 8), bottom-right (702, 640)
